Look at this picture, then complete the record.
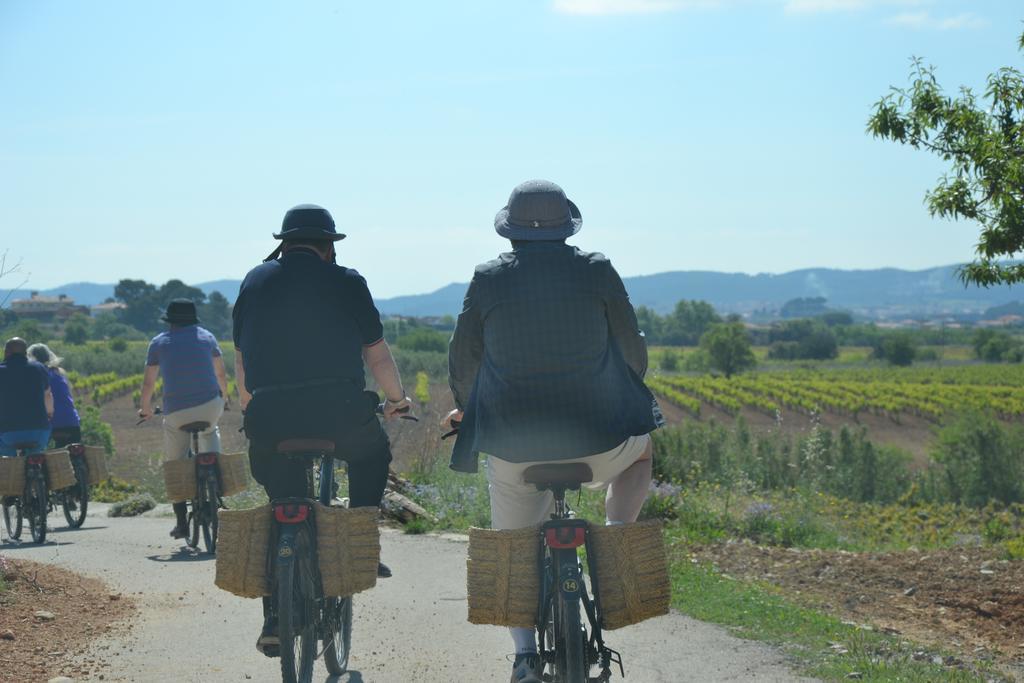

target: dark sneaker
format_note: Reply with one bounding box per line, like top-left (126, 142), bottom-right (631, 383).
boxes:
top-left (256, 617), bottom-right (280, 658)
top-left (169, 524), bottom-right (189, 539)
top-left (510, 653), bottom-right (542, 683)
top-left (377, 561), bottom-right (392, 578)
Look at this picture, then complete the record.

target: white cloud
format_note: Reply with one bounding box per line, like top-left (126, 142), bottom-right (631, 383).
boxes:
top-left (886, 10), bottom-right (987, 30)
top-left (552, 0), bottom-right (720, 15)
top-left (783, 0), bottom-right (926, 14)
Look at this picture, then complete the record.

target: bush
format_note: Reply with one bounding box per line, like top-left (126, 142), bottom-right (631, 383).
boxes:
top-left (91, 476), bottom-right (140, 503)
top-left (932, 411), bottom-right (1024, 507)
top-left (109, 338), bottom-right (128, 352)
top-left (873, 333), bottom-right (917, 366)
top-left (108, 493), bottom-right (157, 517)
top-left (80, 406), bottom-right (115, 456)
top-left (658, 350), bottom-right (680, 372)
top-left (394, 328), bottom-right (449, 354)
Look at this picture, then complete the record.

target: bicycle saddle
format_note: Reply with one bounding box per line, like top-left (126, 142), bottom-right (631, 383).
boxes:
top-left (12, 441), bottom-right (40, 451)
top-left (276, 439), bottom-right (335, 455)
top-left (179, 421), bottom-right (211, 433)
top-left (522, 463), bottom-right (594, 488)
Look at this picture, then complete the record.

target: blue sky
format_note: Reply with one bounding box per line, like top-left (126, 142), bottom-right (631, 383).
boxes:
top-left (1, 0), bottom-right (1021, 298)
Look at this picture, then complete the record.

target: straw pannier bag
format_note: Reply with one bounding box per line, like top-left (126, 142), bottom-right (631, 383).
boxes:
top-left (218, 452), bottom-right (249, 497)
top-left (215, 505), bottom-right (272, 598)
top-left (163, 459), bottom-right (196, 503)
top-left (83, 445), bottom-right (109, 485)
top-left (588, 520), bottom-right (670, 630)
top-left (0, 457), bottom-right (25, 497)
top-left (45, 449), bottom-right (77, 491)
top-left (316, 504), bottom-right (380, 598)
top-left (466, 526), bottom-right (541, 627)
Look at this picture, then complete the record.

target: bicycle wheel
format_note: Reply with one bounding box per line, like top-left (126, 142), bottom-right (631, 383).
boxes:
top-left (62, 461), bottom-right (89, 529)
top-left (186, 501), bottom-right (200, 549)
top-left (2, 498), bottom-right (22, 540)
top-left (277, 525), bottom-right (317, 683)
top-left (553, 550), bottom-right (587, 683)
top-left (27, 477), bottom-right (47, 544)
top-left (201, 476), bottom-right (218, 554)
top-left (323, 596), bottom-right (353, 675)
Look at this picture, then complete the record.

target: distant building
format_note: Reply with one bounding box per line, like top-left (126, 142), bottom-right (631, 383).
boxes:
top-left (10, 292), bottom-right (90, 322)
top-left (90, 301), bottom-right (127, 317)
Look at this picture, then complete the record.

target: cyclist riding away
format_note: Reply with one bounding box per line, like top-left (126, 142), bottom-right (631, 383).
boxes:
top-left (0, 337), bottom-right (54, 458)
top-left (232, 203), bottom-right (411, 656)
top-left (445, 180), bottom-right (664, 683)
top-left (138, 299), bottom-right (229, 539)
top-left (28, 343), bottom-right (82, 448)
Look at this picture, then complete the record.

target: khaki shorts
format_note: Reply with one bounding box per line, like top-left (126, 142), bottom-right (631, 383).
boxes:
top-left (162, 396), bottom-right (224, 461)
top-left (486, 434), bottom-right (651, 530)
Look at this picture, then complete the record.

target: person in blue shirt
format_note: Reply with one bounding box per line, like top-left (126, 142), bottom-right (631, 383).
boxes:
top-left (0, 337), bottom-right (54, 456)
top-left (138, 299), bottom-right (229, 539)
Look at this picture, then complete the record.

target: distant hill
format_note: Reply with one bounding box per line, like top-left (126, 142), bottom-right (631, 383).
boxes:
top-left (4, 265), bottom-right (1021, 318)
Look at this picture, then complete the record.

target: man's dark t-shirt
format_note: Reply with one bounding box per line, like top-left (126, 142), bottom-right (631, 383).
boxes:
top-left (0, 355), bottom-right (50, 432)
top-left (232, 248), bottom-right (385, 393)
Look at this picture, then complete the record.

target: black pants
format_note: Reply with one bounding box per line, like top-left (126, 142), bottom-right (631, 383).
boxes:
top-left (244, 386), bottom-right (392, 508)
top-left (52, 427), bottom-right (82, 448)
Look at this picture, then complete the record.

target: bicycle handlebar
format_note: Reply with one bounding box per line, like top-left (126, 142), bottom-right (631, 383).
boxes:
top-left (135, 407), bottom-right (163, 426)
top-left (441, 419), bottom-right (461, 441)
top-left (376, 402), bottom-right (419, 422)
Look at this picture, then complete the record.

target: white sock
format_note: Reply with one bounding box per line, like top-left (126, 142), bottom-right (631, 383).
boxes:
top-left (510, 626), bottom-right (537, 655)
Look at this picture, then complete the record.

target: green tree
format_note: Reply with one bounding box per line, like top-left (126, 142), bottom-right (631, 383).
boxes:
top-left (394, 327), bottom-right (448, 353)
top-left (199, 291), bottom-right (232, 339)
top-left (868, 30), bottom-right (1024, 286)
top-left (699, 321), bottom-right (755, 378)
top-left (874, 332), bottom-right (917, 367)
top-left (664, 300), bottom-right (720, 346)
top-left (63, 320), bottom-right (89, 345)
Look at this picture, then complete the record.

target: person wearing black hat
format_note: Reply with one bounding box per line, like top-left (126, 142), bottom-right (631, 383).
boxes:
top-left (445, 180), bottom-right (664, 682)
top-left (232, 203), bottom-right (411, 656)
top-left (138, 299), bottom-right (230, 539)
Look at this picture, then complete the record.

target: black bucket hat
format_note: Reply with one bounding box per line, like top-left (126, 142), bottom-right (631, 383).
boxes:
top-left (494, 180), bottom-right (582, 241)
top-left (273, 204), bottom-right (346, 242)
top-left (161, 299), bottom-right (200, 325)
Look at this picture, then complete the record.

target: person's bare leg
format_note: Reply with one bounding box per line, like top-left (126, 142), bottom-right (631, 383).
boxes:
top-left (605, 438), bottom-right (653, 524)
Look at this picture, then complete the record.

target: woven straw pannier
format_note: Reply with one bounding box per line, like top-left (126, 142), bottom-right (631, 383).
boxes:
top-left (316, 504), bottom-right (381, 598)
top-left (163, 459), bottom-right (196, 503)
top-left (83, 445), bottom-right (109, 485)
top-left (466, 526), bottom-right (541, 628)
top-left (588, 520), bottom-right (670, 630)
top-left (0, 457), bottom-right (26, 497)
top-left (215, 505), bottom-right (272, 598)
top-left (218, 452), bottom-right (249, 497)
top-left (45, 449), bottom-right (77, 491)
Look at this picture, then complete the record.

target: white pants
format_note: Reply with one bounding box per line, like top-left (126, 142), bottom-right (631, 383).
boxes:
top-left (486, 434), bottom-right (651, 530)
top-left (162, 396), bottom-right (224, 462)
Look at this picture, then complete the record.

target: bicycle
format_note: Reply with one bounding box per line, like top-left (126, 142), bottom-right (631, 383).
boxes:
top-left (2, 442), bottom-right (52, 544)
top-left (523, 462), bottom-right (622, 683)
top-left (269, 403), bottom-right (417, 683)
top-left (179, 420), bottom-right (222, 554)
top-left (53, 443), bottom-right (89, 529)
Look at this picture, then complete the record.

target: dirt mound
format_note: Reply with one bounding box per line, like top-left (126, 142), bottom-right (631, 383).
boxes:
top-left (695, 541), bottom-right (1024, 662)
top-left (0, 558), bottom-right (134, 682)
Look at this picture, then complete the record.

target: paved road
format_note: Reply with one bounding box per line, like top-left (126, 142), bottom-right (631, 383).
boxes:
top-left (3, 505), bottom-right (815, 682)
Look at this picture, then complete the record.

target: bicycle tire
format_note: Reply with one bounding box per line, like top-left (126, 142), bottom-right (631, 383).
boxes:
top-left (27, 477), bottom-right (47, 544)
top-left (555, 550), bottom-right (587, 683)
top-left (201, 475), bottom-right (218, 554)
top-left (2, 498), bottom-right (22, 540)
top-left (277, 525), bottom-right (317, 683)
top-left (186, 501), bottom-right (200, 549)
top-left (323, 596), bottom-right (353, 675)
top-left (62, 461), bottom-right (89, 529)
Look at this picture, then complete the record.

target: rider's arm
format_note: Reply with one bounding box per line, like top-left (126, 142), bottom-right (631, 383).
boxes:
top-left (44, 387), bottom-right (54, 421)
top-left (212, 354), bottom-right (229, 402)
top-left (604, 263), bottom-right (649, 378)
top-left (448, 277), bottom-right (483, 412)
top-left (139, 365), bottom-right (159, 418)
top-left (362, 340), bottom-right (410, 418)
top-left (235, 349), bottom-right (252, 411)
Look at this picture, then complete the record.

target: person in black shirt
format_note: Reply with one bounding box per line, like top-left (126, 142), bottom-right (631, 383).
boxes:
top-left (0, 337), bottom-right (54, 457)
top-left (232, 204), bottom-right (411, 657)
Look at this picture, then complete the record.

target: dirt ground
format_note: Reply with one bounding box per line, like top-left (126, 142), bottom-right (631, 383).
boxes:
top-left (0, 559), bottom-right (134, 682)
top-left (694, 541), bottom-right (1024, 666)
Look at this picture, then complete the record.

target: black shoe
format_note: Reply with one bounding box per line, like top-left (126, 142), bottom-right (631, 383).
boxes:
top-left (256, 617), bottom-right (280, 658)
top-left (510, 653), bottom-right (542, 683)
top-left (377, 561), bottom-right (392, 578)
top-left (169, 524), bottom-right (189, 539)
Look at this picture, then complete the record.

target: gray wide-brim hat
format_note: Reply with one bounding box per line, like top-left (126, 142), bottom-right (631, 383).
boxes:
top-left (494, 179), bottom-right (582, 241)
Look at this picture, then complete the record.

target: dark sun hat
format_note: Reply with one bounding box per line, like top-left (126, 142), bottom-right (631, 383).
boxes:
top-left (494, 179), bottom-right (582, 241)
top-left (273, 204), bottom-right (346, 242)
top-left (161, 299), bottom-right (200, 325)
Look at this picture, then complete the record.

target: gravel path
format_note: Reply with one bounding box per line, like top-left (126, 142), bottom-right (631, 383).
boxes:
top-left (3, 505), bottom-right (815, 682)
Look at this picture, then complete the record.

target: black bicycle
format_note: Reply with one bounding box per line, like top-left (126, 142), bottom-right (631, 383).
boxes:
top-left (54, 443), bottom-right (89, 529)
top-left (523, 462), bottom-right (622, 683)
top-left (179, 420), bottom-right (222, 554)
top-left (2, 442), bottom-right (51, 544)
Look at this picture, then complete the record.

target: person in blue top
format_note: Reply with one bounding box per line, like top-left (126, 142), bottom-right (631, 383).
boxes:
top-left (138, 299), bottom-right (229, 539)
top-left (0, 337), bottom-right (54, 456)
top-left (27, 343), bottom-right (81, 448)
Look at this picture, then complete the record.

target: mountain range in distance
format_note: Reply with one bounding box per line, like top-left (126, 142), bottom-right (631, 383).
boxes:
top-left (6, 264), bottom-right (1023, 320)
